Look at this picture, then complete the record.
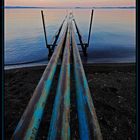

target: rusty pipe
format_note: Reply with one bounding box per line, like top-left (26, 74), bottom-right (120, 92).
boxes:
top-left (71, 24), bottom-right (103, 140)
top-left (47, 19), bottom-right (71, 140)
top-left (11, 19), bottom-right (68, 140)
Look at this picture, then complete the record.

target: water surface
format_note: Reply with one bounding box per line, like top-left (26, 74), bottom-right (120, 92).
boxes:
top-left (5, 8), bottom-right (136, 69)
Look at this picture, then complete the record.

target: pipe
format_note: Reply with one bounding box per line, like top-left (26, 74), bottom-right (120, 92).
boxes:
top-left (71, 24), bottom-right (103, 140)
top-left (11, 20), bottom-right (68, 140)
top-left (47, 20), bottom-right (71, 140)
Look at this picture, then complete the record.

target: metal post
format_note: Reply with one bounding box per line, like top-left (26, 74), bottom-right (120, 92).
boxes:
top-left (41, 10), bottom-right (48, 47)
top-left (73, 19), bottom-right (87, 56)
top-left (87, 9), bottom-right (94, 47)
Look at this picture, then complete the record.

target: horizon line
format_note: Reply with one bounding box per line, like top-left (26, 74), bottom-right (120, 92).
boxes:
top-left (5, 5), bottom-right (136, 9)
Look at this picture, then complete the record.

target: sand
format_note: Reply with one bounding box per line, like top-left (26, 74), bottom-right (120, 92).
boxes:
top-left (5, 63), bottom-right (136, 140)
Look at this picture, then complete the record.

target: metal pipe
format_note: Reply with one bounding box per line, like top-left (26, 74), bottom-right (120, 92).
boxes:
top-left (47, 20), bottom-right (71, 140)
top-left (41, 10), bottom-right (48, 47)
top-left (87, 9), bottom-right (94, 47)
top-left (71, 24), bottom-right (103, 140)
top-left (11, 20), bottom-right (68, 140)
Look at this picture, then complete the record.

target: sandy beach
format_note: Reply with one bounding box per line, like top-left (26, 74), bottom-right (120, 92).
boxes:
top-left (5, 63), bottom-right (136, 140)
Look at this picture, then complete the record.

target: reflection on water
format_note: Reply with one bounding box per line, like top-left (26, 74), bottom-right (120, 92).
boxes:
top-left (5, 8), bottom-right (136, 68)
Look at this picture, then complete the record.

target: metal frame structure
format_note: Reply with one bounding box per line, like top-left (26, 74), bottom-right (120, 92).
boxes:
top-left (41, 10), bottom-right (67, 59)
top-left (72, 9), bottom-right (94, 57)
top-left (41, 9), bottom-right (94, 58)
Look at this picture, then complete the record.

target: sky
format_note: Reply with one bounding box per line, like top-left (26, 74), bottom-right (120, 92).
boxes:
top-left (5, 0), bottom-right (135, 7)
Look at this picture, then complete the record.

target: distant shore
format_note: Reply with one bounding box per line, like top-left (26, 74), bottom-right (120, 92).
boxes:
top-left (5, 63), bottom-right (136, 140)
top-left (5, 62), bottom-right (136, 71)
top-left (5, 6), bottom-right (136, 9)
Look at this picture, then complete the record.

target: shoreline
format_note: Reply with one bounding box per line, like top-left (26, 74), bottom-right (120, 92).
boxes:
top-left (5, 6), bottom-right (136, 9)
top-left (5, 62), bottom-right (136, 72)
top-left (5, 63), bottom-right (136, 139)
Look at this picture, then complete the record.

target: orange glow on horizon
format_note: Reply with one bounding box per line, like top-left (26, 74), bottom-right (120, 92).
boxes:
top-left (5, 0), bottom-right (135, 7)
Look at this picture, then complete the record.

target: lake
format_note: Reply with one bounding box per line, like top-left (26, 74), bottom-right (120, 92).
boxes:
top-left (5, 8), bottom-right (136, 69)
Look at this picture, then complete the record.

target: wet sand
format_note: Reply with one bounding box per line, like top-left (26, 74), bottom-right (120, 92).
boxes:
top-left (5, 63), bottom-right (136, 140)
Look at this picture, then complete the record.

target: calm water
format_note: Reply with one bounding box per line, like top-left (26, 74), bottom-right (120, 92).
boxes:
top-left (5, 8), bottom-right (136, 69)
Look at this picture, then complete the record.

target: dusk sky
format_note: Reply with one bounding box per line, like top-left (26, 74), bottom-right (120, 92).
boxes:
top-left (5, 0), bottom-right (135, 7)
